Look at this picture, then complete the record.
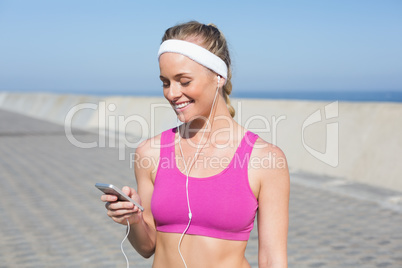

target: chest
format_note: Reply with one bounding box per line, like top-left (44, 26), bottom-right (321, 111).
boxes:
top-left (166, 141), bottom-right (260, 199)
top-left (174, 142), bottom-right (237, 178)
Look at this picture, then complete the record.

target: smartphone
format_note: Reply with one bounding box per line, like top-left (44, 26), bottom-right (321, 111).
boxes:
top-left (95, 183), bottom-right (144, 211)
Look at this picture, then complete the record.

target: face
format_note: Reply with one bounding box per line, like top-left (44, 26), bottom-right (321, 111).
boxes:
top-left (159, 52), bottom-right (219, 124)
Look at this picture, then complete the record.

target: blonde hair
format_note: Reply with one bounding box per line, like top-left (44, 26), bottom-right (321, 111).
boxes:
top-left (162, 21), bottom-right (235, 118)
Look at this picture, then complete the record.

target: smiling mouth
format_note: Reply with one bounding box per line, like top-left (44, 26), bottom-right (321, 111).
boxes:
top-left (174, 100), bottom-right (194, 109)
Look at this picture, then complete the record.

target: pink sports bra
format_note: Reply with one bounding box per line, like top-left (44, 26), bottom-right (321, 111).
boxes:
top-left (151, 127), bottom-right (259, 241)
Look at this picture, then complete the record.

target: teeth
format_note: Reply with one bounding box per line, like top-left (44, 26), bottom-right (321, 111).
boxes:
top-left (175, 101), bottom-right (192, 109)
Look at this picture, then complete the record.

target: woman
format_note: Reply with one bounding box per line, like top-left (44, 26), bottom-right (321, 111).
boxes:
top-left (102, 21), bottom-right (289, 268)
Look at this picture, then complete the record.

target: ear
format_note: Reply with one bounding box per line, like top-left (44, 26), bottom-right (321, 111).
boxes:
top-left (217, 75), bottom-right (226, 88)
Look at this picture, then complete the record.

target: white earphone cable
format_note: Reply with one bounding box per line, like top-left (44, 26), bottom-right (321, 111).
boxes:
top-left (121, 219), bottom-right (130, 268)
top-left (177, 76), bottom-right (221, 268)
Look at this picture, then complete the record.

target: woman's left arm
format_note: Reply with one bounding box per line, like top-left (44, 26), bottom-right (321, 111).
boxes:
top-left (256, 144), bottom-right (290, 268)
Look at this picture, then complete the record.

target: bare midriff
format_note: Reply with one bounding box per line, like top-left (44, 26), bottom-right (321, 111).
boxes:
top-left (152, 232), bottom-right (251, 268)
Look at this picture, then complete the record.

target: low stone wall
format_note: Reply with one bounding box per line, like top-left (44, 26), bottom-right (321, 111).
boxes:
top-left (1, 91), bottom-right (401, 192)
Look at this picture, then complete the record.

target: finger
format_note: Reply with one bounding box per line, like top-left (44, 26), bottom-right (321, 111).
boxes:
top-left (122, 186), bottom-right (132, 196)
top-left (111, 214), bottom-right (135, 225)
top-left (100, 194), bottom-right (118, 202)
top-left (107, 201), bottom-right (135, 211)
top-left (107, 201), bottom-right (140, 213)
top-left (122, 186), bottom-right (141, 204)
top-left (107, 207), bottom-right (140, 218)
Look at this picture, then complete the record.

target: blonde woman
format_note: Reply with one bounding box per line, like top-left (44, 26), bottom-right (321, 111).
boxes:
top-left (102, 21), bottom-right (289, 268)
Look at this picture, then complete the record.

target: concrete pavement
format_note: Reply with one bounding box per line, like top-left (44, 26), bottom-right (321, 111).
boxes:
top-left (0, 109), bottom-right (401, 268)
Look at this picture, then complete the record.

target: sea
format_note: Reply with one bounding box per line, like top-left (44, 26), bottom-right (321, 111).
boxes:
top-left (78, 90), bottom-right (402, 103)
top-left (6, 90), bottom-right (402, 103)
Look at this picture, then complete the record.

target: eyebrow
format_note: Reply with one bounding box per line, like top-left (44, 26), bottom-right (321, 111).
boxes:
top-left (159, 72), bottom-right (192, 80)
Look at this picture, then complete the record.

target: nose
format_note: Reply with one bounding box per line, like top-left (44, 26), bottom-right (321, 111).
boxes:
top-left (165, 83), bottom-right (182, 102)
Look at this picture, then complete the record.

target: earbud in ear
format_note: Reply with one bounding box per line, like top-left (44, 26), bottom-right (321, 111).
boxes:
top-left (217, 75), bottom-right (221, 86)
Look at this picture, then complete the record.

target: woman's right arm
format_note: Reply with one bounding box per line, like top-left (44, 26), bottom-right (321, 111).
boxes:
top-left (102, 137), bottom-right (158, 258)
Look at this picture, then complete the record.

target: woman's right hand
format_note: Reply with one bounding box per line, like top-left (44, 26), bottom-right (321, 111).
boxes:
top-left (101, 186), bottom-right (143, 225)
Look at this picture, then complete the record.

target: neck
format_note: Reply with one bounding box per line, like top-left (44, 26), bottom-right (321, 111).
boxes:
top-left (177, 96), bottom-right (235, 142)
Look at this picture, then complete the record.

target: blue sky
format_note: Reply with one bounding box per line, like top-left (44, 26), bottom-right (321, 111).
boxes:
top-left (0, 0), bottom-right (401, 95)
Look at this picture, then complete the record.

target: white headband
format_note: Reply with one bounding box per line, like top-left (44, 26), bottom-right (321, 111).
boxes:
top-left (158, 39), bottom-right (228, 81)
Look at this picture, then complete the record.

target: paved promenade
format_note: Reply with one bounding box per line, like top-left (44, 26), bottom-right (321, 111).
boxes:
top-left (0, 109), bottom-right (401, 268)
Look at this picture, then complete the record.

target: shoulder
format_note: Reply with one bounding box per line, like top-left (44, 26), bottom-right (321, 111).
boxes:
top-left (248, 134), bottom-right (289, 187)
top-left (135, 135), bottom-right (160, 157)
top-left (135, 127), bottom-right (174, 158)
top-left (134, 128), bottom-right (174, 178)
top-left (250, 134), bottom-right (288, 169)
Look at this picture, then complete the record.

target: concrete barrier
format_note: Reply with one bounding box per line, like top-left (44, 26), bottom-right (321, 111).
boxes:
top-left (1, 91), bottom-right (401, 192)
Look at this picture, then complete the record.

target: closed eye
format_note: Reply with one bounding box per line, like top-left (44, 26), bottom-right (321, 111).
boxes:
top-left (181, 81), bottom-right (191, 87)
top-left (160, 76), bottom-right (170, 88)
